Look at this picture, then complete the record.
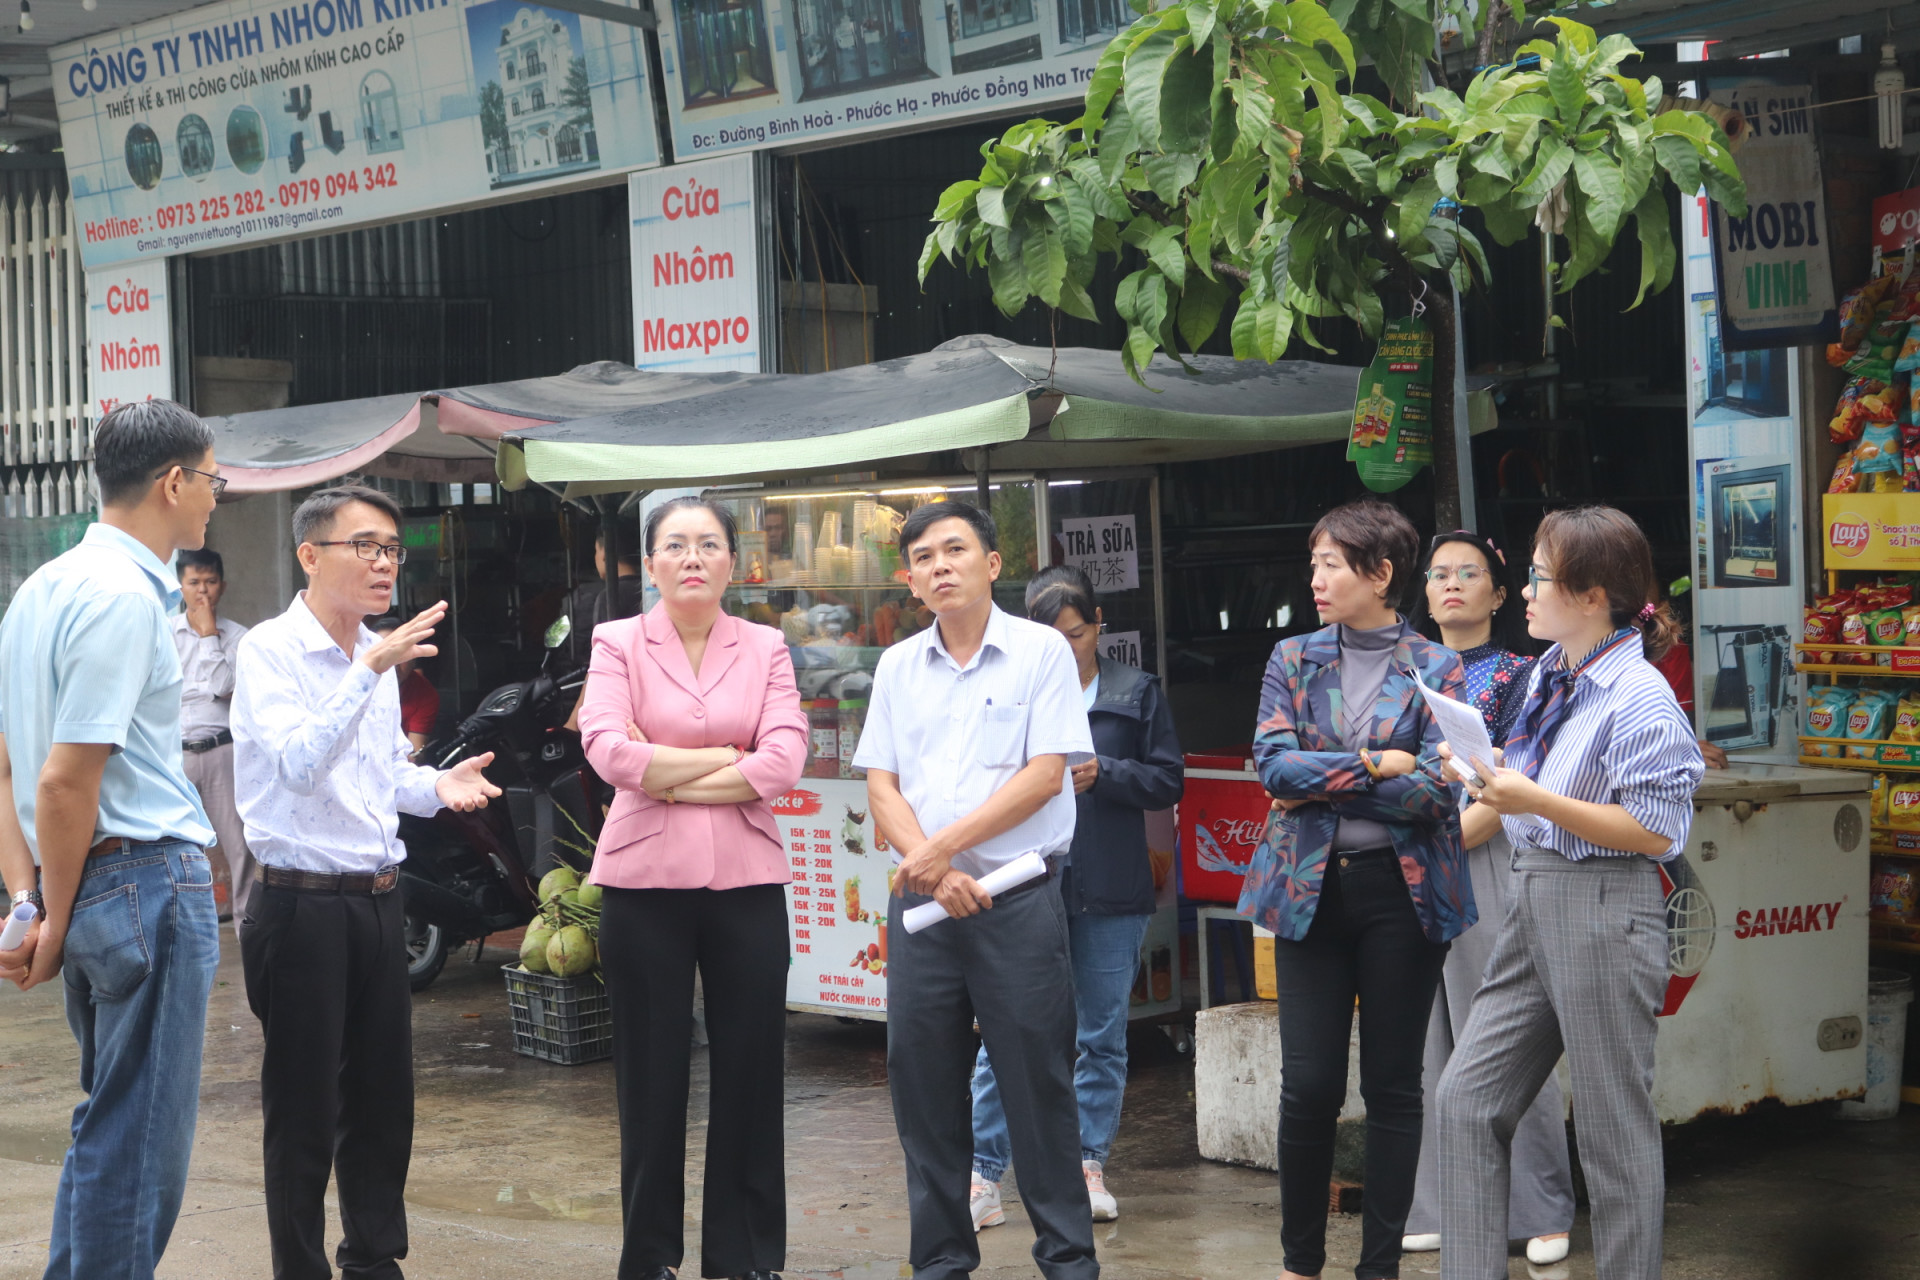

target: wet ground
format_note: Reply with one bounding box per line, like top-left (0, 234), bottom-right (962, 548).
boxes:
top-left (0, 937), bottom-right (1914, 1280)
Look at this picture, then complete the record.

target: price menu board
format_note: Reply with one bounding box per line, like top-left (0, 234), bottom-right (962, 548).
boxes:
top-left (777, 777), bottom-right (891, 1018)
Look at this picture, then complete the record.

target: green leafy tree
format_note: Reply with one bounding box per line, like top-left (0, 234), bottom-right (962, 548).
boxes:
top-left (564, 56), bottom-right (596, 128)
top-left (479, 80), bottom-right (509, 158)
top-left (920, 4), bottom-right (1747, 525)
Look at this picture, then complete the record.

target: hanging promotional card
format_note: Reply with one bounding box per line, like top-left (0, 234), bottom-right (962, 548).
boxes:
top-left (86, 259), bottom-right (174, 421)
top-left (630, 154), bottom-right (763, 372)
top-left (1059, 514), bottom-right (1138, 592)
top-left (1706, 84), bottom-right (1837, 351)
top-left (54, 0), bottom-right (661, 271)
top-left (1346, 316), bottom-right (1433, 493)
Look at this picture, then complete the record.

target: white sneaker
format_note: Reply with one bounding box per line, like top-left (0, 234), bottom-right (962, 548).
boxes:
top-left (1402, 1233), bottom-right (1441, 1252)
top-left (1526, 1236), bottom-right (1570, 1264)
top-left (1083, 1160), bottom-right (1118, 1221)
top-left (970, 1173), bottom-right (1005, 1231)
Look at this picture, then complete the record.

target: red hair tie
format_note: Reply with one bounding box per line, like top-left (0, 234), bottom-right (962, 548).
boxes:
top-left (1636, 603), bottom-right (1657, 624)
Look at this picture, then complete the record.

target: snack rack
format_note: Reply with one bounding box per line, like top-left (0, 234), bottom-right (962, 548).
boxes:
top-left (1803, 495), bottom-right (1920, 965)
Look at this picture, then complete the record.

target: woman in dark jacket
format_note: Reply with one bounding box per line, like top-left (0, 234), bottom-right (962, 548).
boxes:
top-left (1242, 500), bottom-right (1470, 1280)
top-left (967, 565), bottom-right (1183, 1230)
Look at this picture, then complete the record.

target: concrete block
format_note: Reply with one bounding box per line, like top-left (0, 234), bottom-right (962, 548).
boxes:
top-left (1194, 1000), bottom-right (1363, 1174)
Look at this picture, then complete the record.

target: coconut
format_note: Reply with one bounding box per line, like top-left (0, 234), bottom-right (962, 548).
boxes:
top-left (520, 924), bottom-right (556, 974)
top-left (547, 924), bottom-right (597, 977)
top-left (574, 881), bottom-right (604, 911)
top-left (538, 866), bottom-right (582, 903)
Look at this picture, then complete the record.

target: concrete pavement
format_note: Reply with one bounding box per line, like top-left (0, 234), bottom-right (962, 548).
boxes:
top-left (0, 937), bottom-right (1912, 1279)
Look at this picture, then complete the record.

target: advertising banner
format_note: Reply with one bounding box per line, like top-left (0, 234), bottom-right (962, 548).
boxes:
top-left (53, 0), bottom-right (661, 271)
top-left (1707, 84), bottom-right (1836, 351)
top-left (86, 259), bottom-right (174, 420)
top-left (1345, 315), bottom-right (1433, 493)
top-left (653, 0), bottom-right (1114, 160)
top-left (630, 154), bottom-right (762, 371)
top-left (1683, 177), bottom-right (1803, 763)
top-left (1823, 493), bottom-right (1920, 571)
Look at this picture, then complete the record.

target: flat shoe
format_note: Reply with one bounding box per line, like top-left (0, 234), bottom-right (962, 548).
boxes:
top-left (636, 1269), bottom-right (675, 1280)
top-left (1402, 1234), bottom-right (1441, 1252)
top-left (731, 1273), bottom-right (781, 1280)
top-left (1527, 1237), bottom-right (1570, 1264)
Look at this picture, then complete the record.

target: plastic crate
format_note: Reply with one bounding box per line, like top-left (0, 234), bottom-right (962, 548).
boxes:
top-left (502, 964), bottom-right (613, 1065)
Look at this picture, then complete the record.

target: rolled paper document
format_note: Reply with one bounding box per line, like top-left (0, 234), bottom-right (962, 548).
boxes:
top-left (901, 851), bottom-right (1049, 933)
top-left (0, 901), bottom-right (36, 951)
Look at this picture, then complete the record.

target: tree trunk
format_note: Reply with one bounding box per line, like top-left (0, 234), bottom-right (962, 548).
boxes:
top-left (1427, 287), bottom-right (1462, 532)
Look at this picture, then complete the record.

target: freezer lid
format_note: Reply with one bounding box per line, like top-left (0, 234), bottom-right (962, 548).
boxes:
top-left (1693, 762), bottom-right (1869, 804)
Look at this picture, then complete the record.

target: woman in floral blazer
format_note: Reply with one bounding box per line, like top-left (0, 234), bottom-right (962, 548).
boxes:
top-left (1238, 500), bottom-right (1470, 1280)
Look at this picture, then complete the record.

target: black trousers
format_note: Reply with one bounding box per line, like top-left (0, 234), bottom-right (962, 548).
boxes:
top-left (1271, 849), bottom-right (1448, 1280)
top-left (886, 877), bottom-right (1097, 1280)
top-left (601, 883), bottom-right (790, 1279)
top-left (240, 881), bottom-right (414, 1280)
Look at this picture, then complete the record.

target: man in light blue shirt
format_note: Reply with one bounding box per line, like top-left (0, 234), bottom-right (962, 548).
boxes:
top-left (0, 400), bottom-right (224, 1280)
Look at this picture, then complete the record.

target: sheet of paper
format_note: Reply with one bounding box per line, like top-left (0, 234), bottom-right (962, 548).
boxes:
top-left (1408, 674), bottom-right (1498, 787)
top-left (901, 852), bottom-right (1049, 933)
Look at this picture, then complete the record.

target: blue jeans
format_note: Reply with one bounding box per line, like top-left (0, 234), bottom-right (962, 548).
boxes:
top-left (46, 839), bottom-right (220, 1280)
top-left (971, 901), bottom-right (1152, 1180)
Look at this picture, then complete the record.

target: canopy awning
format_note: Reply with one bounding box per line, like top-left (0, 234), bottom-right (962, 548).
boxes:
top-left (1549, 0), bottom-right (1920, 59)
top-left (497, 336), bottom-right (1498, 495)
top-left (206, 393), bottom-right (493, 495)
top-left (208, 339), bottom-right (1497, 497)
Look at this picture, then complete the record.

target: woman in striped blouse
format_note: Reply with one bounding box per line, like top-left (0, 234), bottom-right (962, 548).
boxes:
top-left (1432, 507), bottom-right (1704, 1280)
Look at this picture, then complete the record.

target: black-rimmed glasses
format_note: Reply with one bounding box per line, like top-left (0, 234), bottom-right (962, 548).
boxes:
top-left (157, 464), bottom-right (228, 497)
top-left (313, 539), bottom-right (408, 565)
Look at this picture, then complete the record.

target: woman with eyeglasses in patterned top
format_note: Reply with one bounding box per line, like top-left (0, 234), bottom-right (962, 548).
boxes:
top-left (1402, 531), bottom-right (1572, 1267)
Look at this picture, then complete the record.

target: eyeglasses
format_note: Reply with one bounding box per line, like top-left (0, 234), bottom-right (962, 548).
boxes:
top-left (652, 540), bottom-right (729, 560)
top-left (313, 539), bottom-right (408, 565)
top-left (1527, 565), bottom-right (1556, 591)
top-left (157, 464), bottom-right (228, 497)
top-left (1425, 566), bottom-right (1488, 586)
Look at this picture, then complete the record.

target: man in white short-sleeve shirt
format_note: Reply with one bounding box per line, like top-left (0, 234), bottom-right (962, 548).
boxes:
top-left (854, 502), bottom-right (1097, 1280)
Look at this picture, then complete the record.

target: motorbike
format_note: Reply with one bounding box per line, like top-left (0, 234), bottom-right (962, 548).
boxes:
top-left (398, 616), bottom-right (607, 990)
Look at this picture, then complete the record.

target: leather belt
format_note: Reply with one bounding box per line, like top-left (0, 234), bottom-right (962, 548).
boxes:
top-left (991, 856), bottom-right (1061, 902)
top-left (182, 730), bottom-right (233, 753)
top-left (262, 864), bottom-right (400, 895)
top-left (89, 836), bottom-right (124, 858)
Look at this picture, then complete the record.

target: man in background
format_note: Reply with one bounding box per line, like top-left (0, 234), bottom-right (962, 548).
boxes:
top-left (563, 532), bottom-right (646, 666)
top-left (173, 546), bottom-right (256, 927)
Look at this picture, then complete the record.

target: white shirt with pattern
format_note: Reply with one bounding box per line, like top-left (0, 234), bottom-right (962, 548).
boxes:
top-left (232, 592), bottom-right (444, 873)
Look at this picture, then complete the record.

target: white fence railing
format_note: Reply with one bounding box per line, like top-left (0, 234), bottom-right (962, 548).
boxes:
top-left (0, 191), bottom-right (91, 516)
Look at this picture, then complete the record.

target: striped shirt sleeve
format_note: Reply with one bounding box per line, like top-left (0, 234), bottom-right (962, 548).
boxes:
top-left (1603, 669), bottom-right (1705, 860)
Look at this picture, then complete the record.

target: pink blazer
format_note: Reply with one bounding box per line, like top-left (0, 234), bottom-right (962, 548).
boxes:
top-left (579, 605), bottom-right (808, 890)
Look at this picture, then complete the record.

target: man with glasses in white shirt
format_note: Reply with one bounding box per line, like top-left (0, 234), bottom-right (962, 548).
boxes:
top-left (233, 484), bottom-right (499, 1280)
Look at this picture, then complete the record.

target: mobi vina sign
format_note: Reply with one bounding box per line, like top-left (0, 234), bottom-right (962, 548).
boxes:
top-left (629, 154), bottom-right (761, 373)
top-left (1709, 84), bottom-right (1837, 350)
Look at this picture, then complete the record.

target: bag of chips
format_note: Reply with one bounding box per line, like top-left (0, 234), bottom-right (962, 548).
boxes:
top-left (1892, 697), bottom-right (1920, 744)
top-left (1805, 688), bottom-right (1856, 754)
top-left (1871, 857), bottom-right (1920, 915)
top-left (1857, 420), bottom-right (1903, 474)
top-left (1829, 448), bottom-right (1863, 493)
top-left (1831, 378), bottom-right (1897, 444)
top-left (1840, 276), bottom-right (1899, 350)
top-left (1847, 689), bottom-right (1901, 756)
top-left (1864, 583), bottom-right (1915, 609)
top-left (1805, 605), bottom-right (1845, 643)
top-left (1868, 609), bottom-right (1909, 645)
top-left (1871, 773), bottom-right (1891, 825)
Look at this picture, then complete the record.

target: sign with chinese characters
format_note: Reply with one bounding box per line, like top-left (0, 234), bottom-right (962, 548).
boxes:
top-left (1708, 84), bottom-right (1836, 350)
top-left (629, 154), bottom-right (761, 371)
top-left (1059, 514), bottom-right (1139, 593)
top-left (653, 0), bottom-right (1110, 162)
top-left (86, 259), bottom-right (174, 420)
top-left (1346, 315), bottom-right (1433, 493)
top-left (52, 0), bottom-right (660, 270)
top-left (1099, 629), bottom-right (1141, 668)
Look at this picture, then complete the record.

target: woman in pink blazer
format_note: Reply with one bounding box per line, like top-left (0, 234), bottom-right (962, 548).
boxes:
top-left (579, 496), bottom-right (807, 1280)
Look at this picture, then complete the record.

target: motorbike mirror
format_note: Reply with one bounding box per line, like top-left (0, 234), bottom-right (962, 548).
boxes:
top-left (544, 615), bottom-right (572, 650)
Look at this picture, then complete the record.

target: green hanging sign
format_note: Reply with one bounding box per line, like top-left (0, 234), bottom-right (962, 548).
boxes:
top-left (1346, 316), bottom-right (1434, 493)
